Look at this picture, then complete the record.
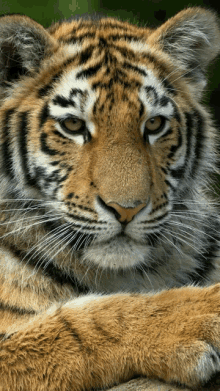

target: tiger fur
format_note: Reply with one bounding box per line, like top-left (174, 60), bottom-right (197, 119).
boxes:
top-left (0, 7), bottom-right (220, 391)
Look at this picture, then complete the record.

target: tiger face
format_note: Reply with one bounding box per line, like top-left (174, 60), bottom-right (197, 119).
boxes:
top-left (0, 9), bottom-right (219, 271)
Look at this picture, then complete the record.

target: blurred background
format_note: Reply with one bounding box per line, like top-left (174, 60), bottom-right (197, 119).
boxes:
top-left (1, 0), bottom-right (220, 190)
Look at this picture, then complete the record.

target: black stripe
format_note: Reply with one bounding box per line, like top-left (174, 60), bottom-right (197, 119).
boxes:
top-left (165, 179), bottom-right (176, 192)
top-left (185, 112), bottom-right (193, 163)
top-left (50, 160), bottom-right (60, 166)
top-left (9, 240), bottom-right (90, 294)
top-left (76, 62), bottom-right (102, 79)
top-left (66, 212), bottom-right (102, 224)
top-left (60, 316), bottom-right (93, 354)
top-left (191, 110), bottom-right (205, 177)
top-left (172, 101), bottom-right (181, 123)
top-left (186, 223), bottom-right (219, 284)
top-left (145, 211), bottom-right (169, 224)
top-left (111, 45), bottom-right (136, 62)
top-left (145, 86), bottom-right (159, 106)
top-left (60, 317), bottom-right (84, 347)
top-left (170, 167), bottom-right (185, 179)
top-left (123, 62), bottom-right (147, 77)
top-left (160, 166), bottom-right (168, 174)
top-left (142, 53), bottom-right (169, 75)
top-left (52, 95), bottom-right (76, 108)
top-left (38, 70), bottom-right (63, 97)
top-left (0, 300), bottom-right (36, 315)
top-left (70, 88), bottom-right (84, 97)
top-left (39, 103), bottom-right (49, 128)
top-left (139, 100), bottom-right (144, 118)
top-left (53, 130), bottom-right (67, 139)
top-left (19, 111), bottom-right (37, 187)
top-left (161, 78), bottom-right (177, 95)
top-left (149, 202), bottom-right (169, 215)
top-left (92, 77), bottom-right (141, 90)
top-left (159, 96), bottom-right (181, 123)
top-left (99, 37), bottom-right (107, 48)
top-left (40, 132), bottom-right (59, 156)
top-left (167, 130), bottom-right (182, 159)
top-left (2, 108), bottom-right (16, 178)
top-left (92, 316), bottom-right (120, 343)
top-left (109, 34), bottom-right (143, 42)
top-left (65, 32), bottom-right (96, 43)
top-left (98, 22), bottom-right (130, 31)
top-left (78, 46), bottom-right (94, 65)
top-left (160, 96), bottom-right (170, 107)
top-left (159, 128), bottom-right (173, 140)
top-left (66, 202), bottom-right (94, 213)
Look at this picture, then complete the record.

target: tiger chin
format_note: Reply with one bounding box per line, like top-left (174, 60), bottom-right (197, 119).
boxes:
top-left (0, 7), bottom-right (220, 391)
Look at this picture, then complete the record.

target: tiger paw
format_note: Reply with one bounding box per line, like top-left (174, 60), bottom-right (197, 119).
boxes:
top-left (136, 284), bottom-right (220, 388)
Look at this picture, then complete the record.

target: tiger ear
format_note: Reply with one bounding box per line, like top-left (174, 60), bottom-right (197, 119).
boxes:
top-left (150, 7), bottom-right (220, 95)
top-left (0, 14), bottom-right (56, 85)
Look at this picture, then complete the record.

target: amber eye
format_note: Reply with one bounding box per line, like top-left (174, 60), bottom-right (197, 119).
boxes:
top-left (63, 118), bottom-right (85, 132)
top-left (145, 116), bottom-right (165, 134)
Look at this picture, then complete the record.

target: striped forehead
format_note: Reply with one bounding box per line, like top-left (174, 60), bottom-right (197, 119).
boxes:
top-left (139, 68), bottom-right (175, 118)
top-left (49, 61), bottom-right (175, 125)
top-left (49, 68), bottom-right (97, 128)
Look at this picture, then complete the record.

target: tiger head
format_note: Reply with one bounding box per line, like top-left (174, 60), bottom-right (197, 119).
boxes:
top-left (0, 8), bottom-right (219, 270)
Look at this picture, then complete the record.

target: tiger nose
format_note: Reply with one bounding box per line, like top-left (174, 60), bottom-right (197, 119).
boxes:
top-left (107, 202), bottom-right (147, 223)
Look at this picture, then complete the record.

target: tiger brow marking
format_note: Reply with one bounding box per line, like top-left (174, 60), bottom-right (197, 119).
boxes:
top-left (145, 86), bottom-right (159, 106)
top-left (38, 56), bottom-right (80, 98)
top-left (52, 95), bottom-right (76, 108)
top-left (38, 70), bottom-right (63, 98)
top-left (70, 88), bottom-right (84, 97)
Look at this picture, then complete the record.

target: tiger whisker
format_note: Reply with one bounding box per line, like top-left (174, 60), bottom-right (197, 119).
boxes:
top-left (0, 216), bottom-right (62, 241)
top-left (22, 222), bottom-right (71, 266)
top-left (34, 229), bottom-right (75, 275)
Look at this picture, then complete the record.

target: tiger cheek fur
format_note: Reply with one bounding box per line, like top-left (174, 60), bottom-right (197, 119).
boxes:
top-left (0, 7), bottom-right (220, 391)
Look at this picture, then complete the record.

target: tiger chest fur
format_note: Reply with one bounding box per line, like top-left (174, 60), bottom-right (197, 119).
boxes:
top-left (0, 7), bottom-right (220, 391)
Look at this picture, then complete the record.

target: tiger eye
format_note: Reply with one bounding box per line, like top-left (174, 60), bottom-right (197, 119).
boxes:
top-left (145, 116), bottom-right (163, 132)
top-left (63, 118), bottom-right (84, 132)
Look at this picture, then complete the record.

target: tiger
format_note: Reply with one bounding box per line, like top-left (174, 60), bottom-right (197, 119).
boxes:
top-left (0, 6), bottom-right (220, 391)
